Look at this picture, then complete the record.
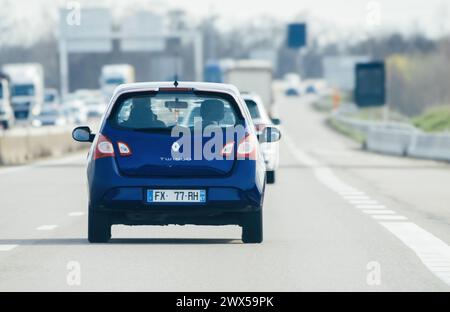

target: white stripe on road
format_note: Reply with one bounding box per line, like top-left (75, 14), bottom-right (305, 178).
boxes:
top-left (68, 212), bottom-right (85, 217)
top-left (371, 215), bottom-right (408, 220)
top-left (355, 204), bottom-right (387, 209)
top-left (342, 195), bottom-right (371, 200)
top-left (347, 199), bottom-right (379, 205)
top-left (283, 129), bottom-right (450, 286)
top-left (36, 225), bottom-right (58, 231)
top-left (363, 210), bottom-right (396, 215)
top-left (0, 245), bottom-right (18, 251)
top-left (381, 222), bottom-right (450, 285)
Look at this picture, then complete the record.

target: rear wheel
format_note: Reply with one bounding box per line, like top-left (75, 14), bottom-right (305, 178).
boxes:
top-left (242, 210), bottom-right (263, 244)
top-left (88, 209), bottom-right (111, 243)
top-left (266, 170), bottom-right (275, 184)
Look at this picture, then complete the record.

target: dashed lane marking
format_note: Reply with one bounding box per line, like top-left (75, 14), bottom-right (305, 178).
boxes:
top-left (0, 245), bottom-right (17, 251)
top-left (36, 225), bottom-right (59, 231)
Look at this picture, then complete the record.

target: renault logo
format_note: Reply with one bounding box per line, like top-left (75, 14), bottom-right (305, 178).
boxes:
top-left (172, 142), bottom-right (181, 152)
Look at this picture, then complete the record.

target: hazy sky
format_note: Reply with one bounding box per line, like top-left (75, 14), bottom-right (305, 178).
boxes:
top-left (1, 0), bottom-right (449, 47)
top-left (166, 0), bottom-right (450, 36)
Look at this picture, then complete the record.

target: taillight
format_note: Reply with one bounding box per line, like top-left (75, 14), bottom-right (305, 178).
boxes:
top-left (118, 142), bottom-right (132, 156)
top-left (93, 134), bottom-right (115, 160)
top-left (237, 134), bottom-right (257, 160)
top-left (221, 141), bottom-right (234, 157)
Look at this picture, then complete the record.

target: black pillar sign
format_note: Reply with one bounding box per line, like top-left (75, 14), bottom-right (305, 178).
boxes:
top-left (354, 62), bottom-right (386, 107)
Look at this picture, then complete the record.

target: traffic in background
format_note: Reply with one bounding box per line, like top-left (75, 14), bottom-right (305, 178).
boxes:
top-left (0, 0), bottom-right (450, 291)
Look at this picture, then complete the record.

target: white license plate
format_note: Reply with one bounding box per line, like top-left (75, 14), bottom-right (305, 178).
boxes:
top-left (147, 189), bottom-right (206, 203)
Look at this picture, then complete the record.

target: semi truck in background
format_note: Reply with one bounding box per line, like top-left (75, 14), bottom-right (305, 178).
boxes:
top-left (100, 64), bottom-right (135, 103)
top-left (223, 60), bottom-right (278, 123)
top-left (2, 63), bottom-right (44, 123)
top-left (0, 73), bottom-right (14, 129)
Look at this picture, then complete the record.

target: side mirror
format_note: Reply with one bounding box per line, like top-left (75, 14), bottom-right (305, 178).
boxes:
top-left (271, 118), bottom-right (281, 125)
top-left (260, 126), bottom-right (281, 143)
top-left (72, 126), bottom-right (95, 142)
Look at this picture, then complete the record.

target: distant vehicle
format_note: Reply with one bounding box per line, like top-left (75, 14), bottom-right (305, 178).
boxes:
top-left (72, 82), bottom-right (281, 243)
top-left (0, 74), bottom-right (14, 129)
top-left (32, 108), bottom-right (68, 127)
top-left (285, 88), bottom-right (300, 97)
top-left (242, 93), bottom-right (280, 184)
top-left (2, 63), bottom-right (44, 122)
top-left (43, 88), bottom-right (61, 109)
top-left (204, 62), bottom-right (223, 83)
top-left (305, 85), bottom-right (317, 94)
top-left (71, 89), bottom-right (106, 118)
top-left (100, 64), bottom-right (135, 103)
top-left (224, 60), bottom-right (276, 119)
top-left (284, 73), bottom-right (301, 86)
top-left (63, 99), bottom-right (88, 125)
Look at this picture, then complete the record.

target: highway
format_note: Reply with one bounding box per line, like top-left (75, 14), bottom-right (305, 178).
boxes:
top-left (1, 94), bottom-right (450, 291)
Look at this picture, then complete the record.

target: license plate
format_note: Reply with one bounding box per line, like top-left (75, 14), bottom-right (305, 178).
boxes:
top-left (147, 189), bottom-right (206, 203)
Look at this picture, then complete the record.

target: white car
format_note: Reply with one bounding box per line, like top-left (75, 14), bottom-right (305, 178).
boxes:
top-left (242, 93), bottom-right (280, 184)
top-left (32, 108), bottom-right (68, 127)
top-left (63, 99), bottom-right (88, 125)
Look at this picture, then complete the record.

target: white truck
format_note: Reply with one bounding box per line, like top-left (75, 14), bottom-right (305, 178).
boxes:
top-left (0, 73), bottom-right (14, 129)
top-left (100, 64), bottom-right (135, 103)
top-left (223, 60), bottom-right (278, 122)
top-left (2, 63), bottom-right (44, 123)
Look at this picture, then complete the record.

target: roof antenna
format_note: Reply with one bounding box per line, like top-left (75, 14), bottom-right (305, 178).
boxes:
top-left (173, 42), bottom-right (180, 87)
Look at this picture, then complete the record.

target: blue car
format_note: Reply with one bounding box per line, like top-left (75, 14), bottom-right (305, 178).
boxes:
top-left (72, 82), bottom-right (281, 243)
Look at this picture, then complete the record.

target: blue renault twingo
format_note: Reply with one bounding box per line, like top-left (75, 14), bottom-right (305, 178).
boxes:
top-left (72, 82), bottom-right (281, 243)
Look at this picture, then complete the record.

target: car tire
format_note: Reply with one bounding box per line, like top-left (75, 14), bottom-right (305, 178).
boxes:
top-left (242, 210), bottom-right (263, 244)
top-left (266, 170), bottom-right (275, 184)
top-left (88, 209), bottom-right (111, 243)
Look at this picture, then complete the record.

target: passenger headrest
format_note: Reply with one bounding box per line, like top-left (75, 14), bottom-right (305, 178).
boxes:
top-left (200, 99), bottom-right (224, 122)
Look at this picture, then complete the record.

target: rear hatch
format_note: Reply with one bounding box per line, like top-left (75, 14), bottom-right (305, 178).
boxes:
top-left (102, 89), bottom-right (245, 178)
top-left (104, 126), bottom-right (236, 177)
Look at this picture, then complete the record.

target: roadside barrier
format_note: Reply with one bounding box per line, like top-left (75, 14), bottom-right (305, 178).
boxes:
top-left (0, 126), bottom-right (88, 165)
top-left (330, 112), bottom-right (450, 162)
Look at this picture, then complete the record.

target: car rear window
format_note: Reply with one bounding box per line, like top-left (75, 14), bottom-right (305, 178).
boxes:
top-left (110, 92), bottom-right (240, 130)
top-left (244, 99), bottom-right (261, 119)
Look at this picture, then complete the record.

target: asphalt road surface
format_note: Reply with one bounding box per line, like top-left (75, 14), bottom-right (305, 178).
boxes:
top-left (1, 94), bottom-right (450, 291)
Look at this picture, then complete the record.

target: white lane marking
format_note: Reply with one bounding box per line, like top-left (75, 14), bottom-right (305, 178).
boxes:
top-left (363, 210), bottom-right (396, 215)
top-left (381, 222), bottom-right (450, 285)
top-left (348, 199), bottom-right (379, 205)
top-left (372, 215), bottom-right (408, 221)
top-left (283, 130), bottom-right (450, 286)
top-left (342, 195), bottom-right (371, 200)
top-left (0, 245), bottom-right (18, 251)
top-left (355, 204), bottom-right (387, 209)
top-left (36, 225), bottom-right (58, 231)
top-left (68, 212), bottom-right (85, 217)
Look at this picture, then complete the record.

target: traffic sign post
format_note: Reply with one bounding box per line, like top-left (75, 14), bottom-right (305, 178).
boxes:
top-left (287, 23), bottom-right (307, 49)
top-left (58, 8), bottom-right (203, 98)
top-left (286, 23), bottom-right (307, 85)
top-left (354, 61), bottom-right (386, 108)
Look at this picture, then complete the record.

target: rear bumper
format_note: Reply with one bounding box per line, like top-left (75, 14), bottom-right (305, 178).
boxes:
top-left (88, 157), bottom-right (265, 225)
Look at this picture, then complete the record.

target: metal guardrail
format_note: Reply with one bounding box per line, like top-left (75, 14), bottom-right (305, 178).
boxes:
top-left (331, 112), bottom-right (450, 162)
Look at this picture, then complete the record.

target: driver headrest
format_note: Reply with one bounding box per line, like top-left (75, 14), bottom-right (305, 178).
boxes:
top-left (200, 99), bottom-right (224, 122)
